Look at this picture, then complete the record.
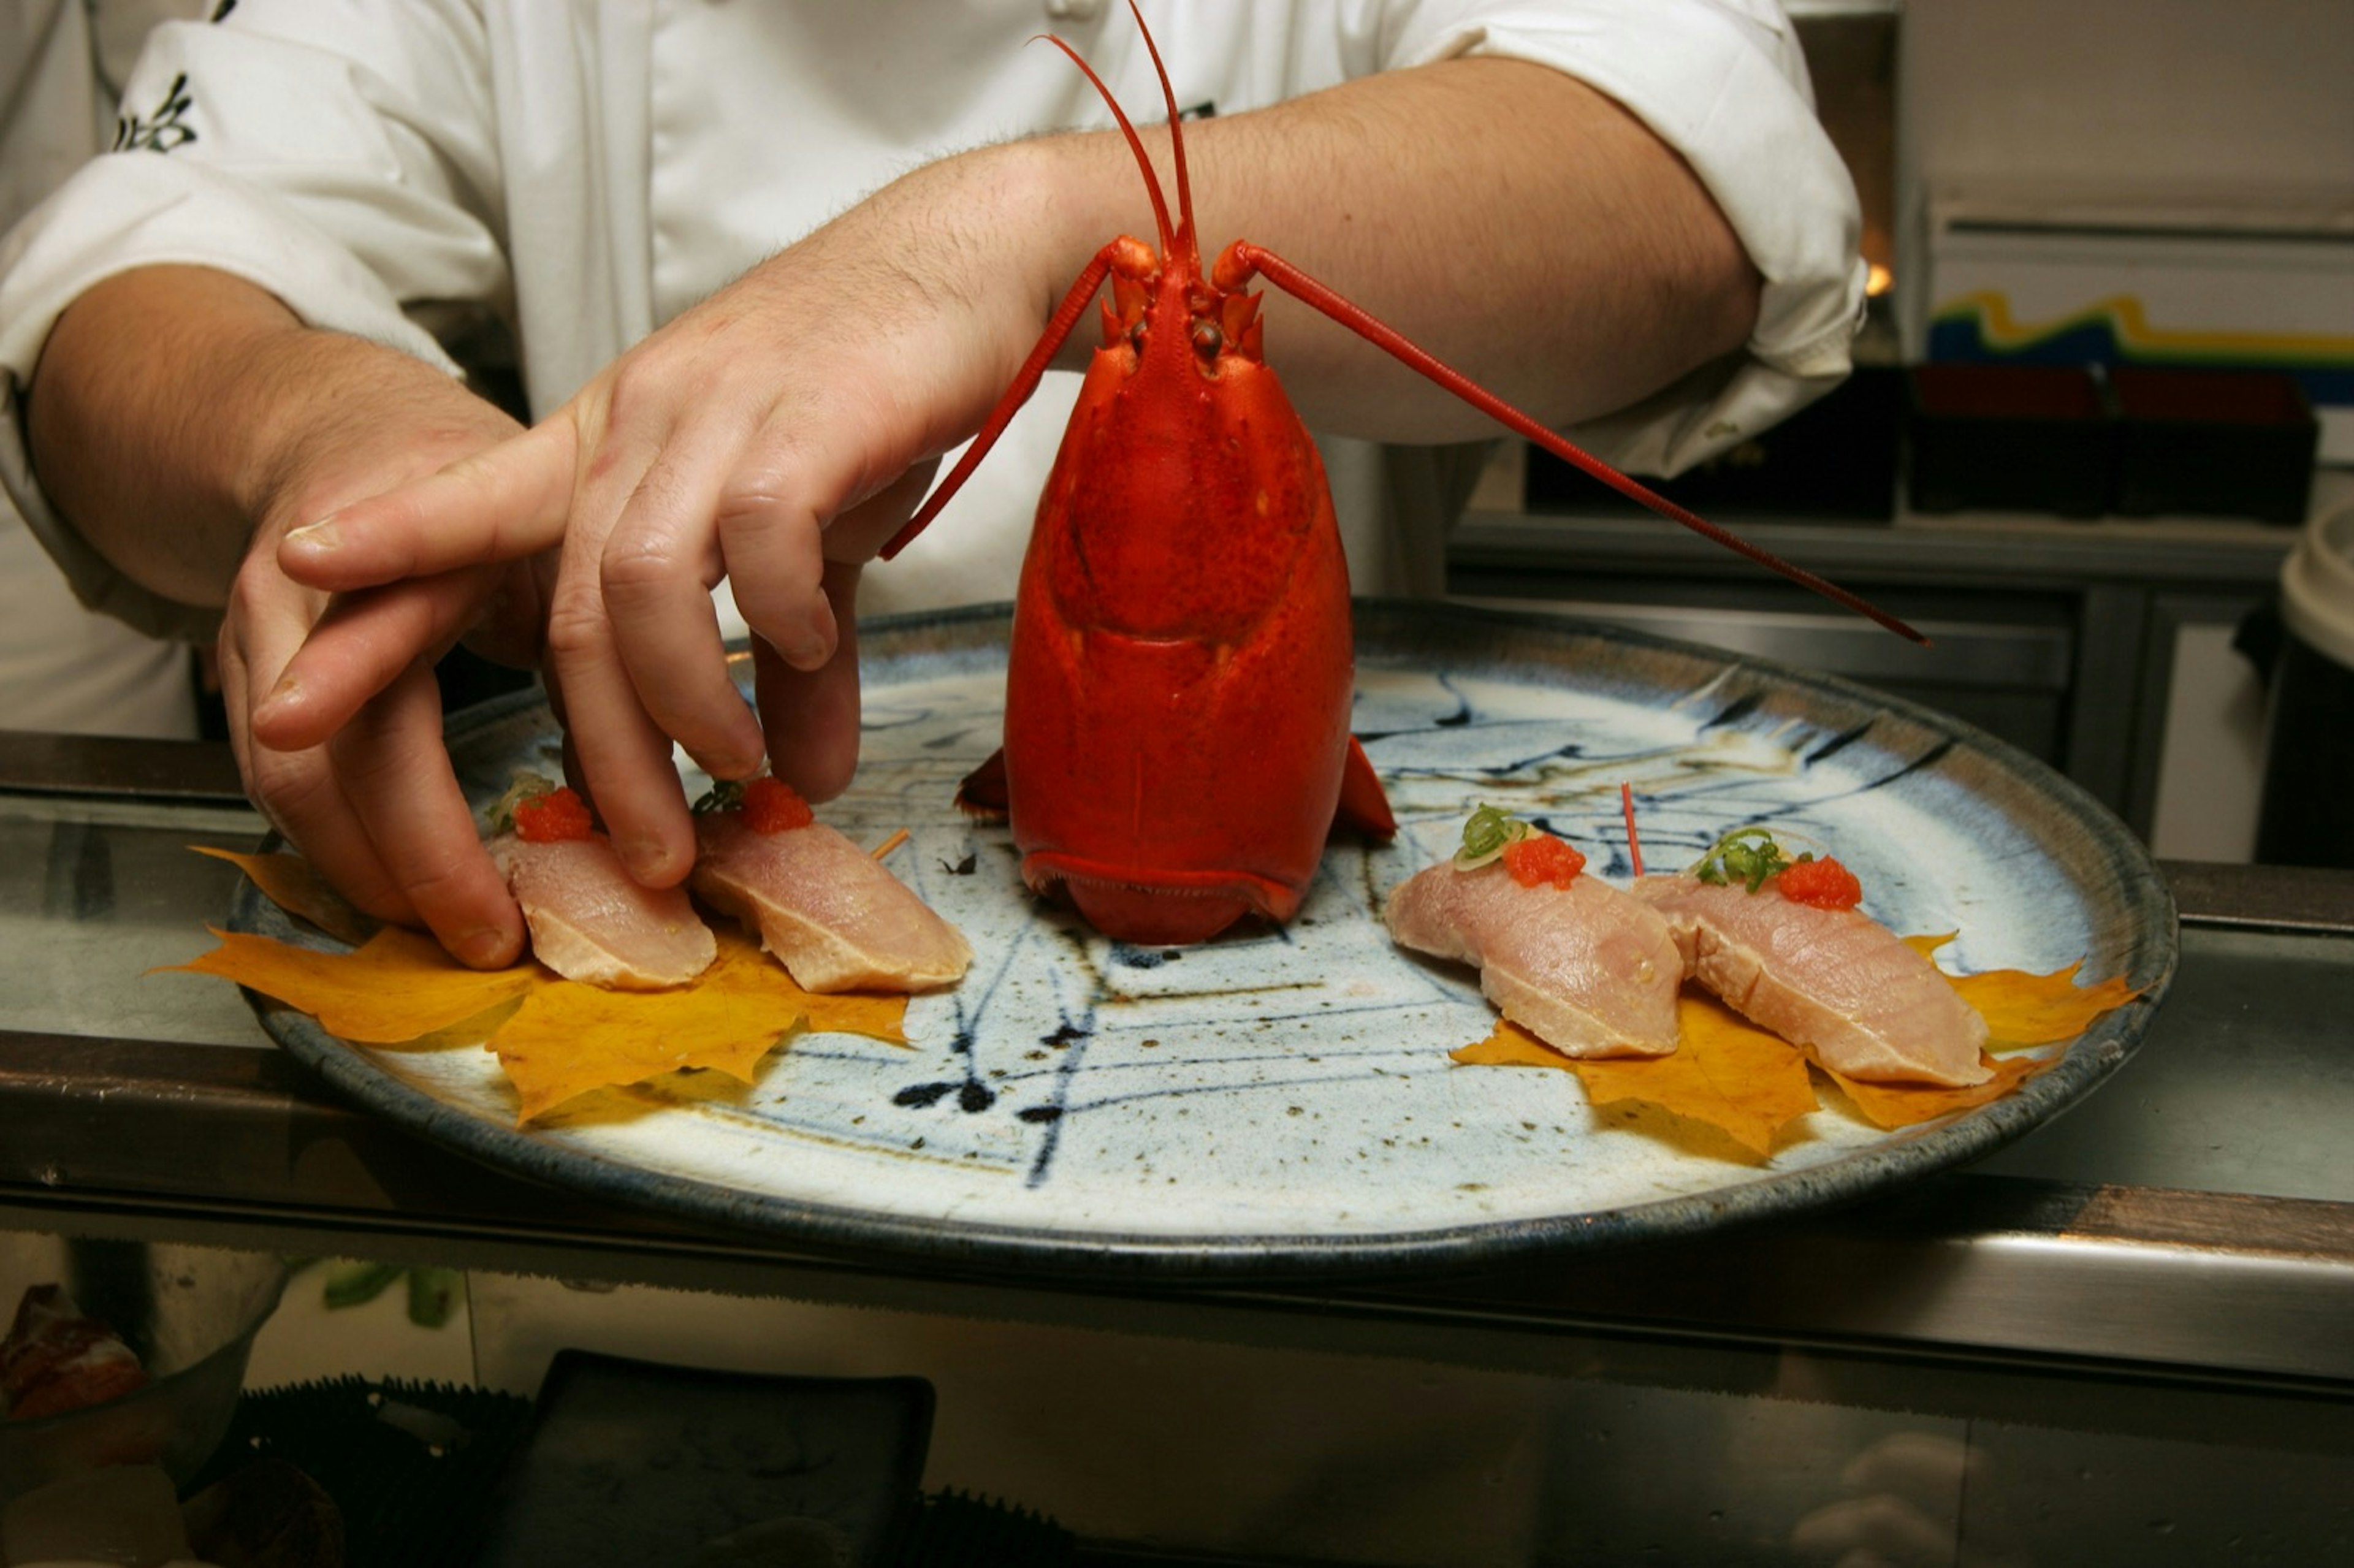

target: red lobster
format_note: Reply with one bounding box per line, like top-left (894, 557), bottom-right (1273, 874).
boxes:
top-left (882, 4), bottom-right (1918, 947)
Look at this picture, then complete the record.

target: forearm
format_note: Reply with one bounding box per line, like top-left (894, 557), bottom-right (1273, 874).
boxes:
top-left (26, 264), bottom-right (502, 607)
top-left (1017, 56), bottom-right (1761, 440)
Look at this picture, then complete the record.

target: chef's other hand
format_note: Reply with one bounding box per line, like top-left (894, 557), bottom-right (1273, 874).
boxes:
top-left (234, 382), bottom-right (542, 968)
top-left (271, 145), bottom-right (1071, 890)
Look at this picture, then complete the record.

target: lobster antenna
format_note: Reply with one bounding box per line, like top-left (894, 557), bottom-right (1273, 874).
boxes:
top-left (1126, 0), bottom-right (1198, 265)
top-left (1217, 242), bottom-right (1930, 644)
top-left (1043, 35), bottom-right (1175, 260)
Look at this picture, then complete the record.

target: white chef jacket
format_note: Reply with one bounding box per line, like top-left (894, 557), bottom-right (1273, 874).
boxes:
top-left (0, 0), bottom-right (1863, 645)
top-left (0, 0), bottom-right (201, 737)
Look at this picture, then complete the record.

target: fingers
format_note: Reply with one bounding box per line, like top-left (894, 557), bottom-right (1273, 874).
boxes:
top-left (238, 737), bottom-right (417, 925)
top-left (713, 474), bottom-right (834, 671)
top-left (218, 542), bottom-right (421, 928)
top-left (278, 419), bottom-right (579, 590)
top-left (228, 511), bottom-right (529, 965)
top-left (535, 405), bottom-right (742, 886)
top-left (600, 444), bottom-right (768, 780)
top-left (326, 658), bottom-right (525, 966)
top-left (458, 557), bottom-right (554, 671)
top-left (753, 561), bottom-right (866, 802)
top-left (587, 441), bottom-right (910, 834)
top-left (215, 386), bottom-right (544, 962)
top-left (548, 408), bottom-right (888, 867)
top-left (544, 539), bottom-right (701, 888)
top-left (251, 277), bottom-right (952, 904)
top-left (225, 560), bottom-right (525, 964)
top-left (251, 568), bottom-right (506, 752)
top-left (823, 459), bottom-right (943, 563)
top-left (737, 464), bottom-right (937, 804)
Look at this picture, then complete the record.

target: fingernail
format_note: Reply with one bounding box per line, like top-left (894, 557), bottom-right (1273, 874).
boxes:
top-left (254, 674), bottom-right (300, 718)
top-left (620, 836), bottom-right (674, 881)
top-left (457, 926), bottom-right (512, 968)
top-left (284, 516), bottom-right (342, 552)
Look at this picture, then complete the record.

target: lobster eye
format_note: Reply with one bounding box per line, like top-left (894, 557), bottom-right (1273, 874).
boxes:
top-left (1128, 321), bottom-right (1147, 349)
top-left (1190, 321), bottom-right (1223, 359)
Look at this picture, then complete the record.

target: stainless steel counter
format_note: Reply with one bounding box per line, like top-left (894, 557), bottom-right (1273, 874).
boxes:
top-left (2, 730), bottom-right (2347, 1563)
top-left (1451, 508), bottom-right (2302, 592)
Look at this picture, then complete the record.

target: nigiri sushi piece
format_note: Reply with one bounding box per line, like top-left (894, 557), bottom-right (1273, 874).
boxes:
top-left (690, 778), bottom-right (972, 994)
top-left (492, 830), bottom-right (718, 990)
top-left (1635, 872), bottom-right (1991, 1087)
top-left (1386, 818), bottom-right (1682, 1058)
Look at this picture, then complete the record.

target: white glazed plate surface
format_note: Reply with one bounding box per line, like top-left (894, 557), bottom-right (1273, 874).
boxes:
top-left (237, 603), bottom-right (2177, 1279)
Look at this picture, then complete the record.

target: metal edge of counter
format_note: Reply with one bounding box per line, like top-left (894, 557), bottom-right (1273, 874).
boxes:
top-left (1, 1027), bottom-right (2349, 1392)
top-left (0, 728), bottom-right (249, 804)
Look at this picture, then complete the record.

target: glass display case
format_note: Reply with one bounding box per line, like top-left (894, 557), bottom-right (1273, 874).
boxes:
top-left (1, 729), bottom-right (2346, 1564)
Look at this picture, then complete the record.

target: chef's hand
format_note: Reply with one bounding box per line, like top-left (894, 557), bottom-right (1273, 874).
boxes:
top-left (28, 266), bottom-right (546, 968)
top-left (265, 146), bottom-right (1072, 892)
top-left (230, 366), bottom-right (544, 967)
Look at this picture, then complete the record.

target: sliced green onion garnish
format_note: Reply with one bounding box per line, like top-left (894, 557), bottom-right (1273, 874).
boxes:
top-left (1688, 826), bottom-right (1795, 892)
top-left (486, 771), bottom-right (562, 835)
top-left (1455, 803), bottom-right (1536, 869)
top-left (691, 777), bottom-right (748, 816)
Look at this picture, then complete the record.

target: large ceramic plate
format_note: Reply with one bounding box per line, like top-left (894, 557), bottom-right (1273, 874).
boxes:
top-left (240, 603), bottom-right (2176, 1279)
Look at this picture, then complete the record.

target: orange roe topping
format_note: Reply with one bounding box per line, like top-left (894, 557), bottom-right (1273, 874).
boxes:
top-left (1502, 832), bottom-right (1585, 889)
top-left (513, 786), bottom-right (594, 843)
top-left (1777, 855), bottom-right (1862, 910)
top-left (742, 775), bottom-right (814, 834)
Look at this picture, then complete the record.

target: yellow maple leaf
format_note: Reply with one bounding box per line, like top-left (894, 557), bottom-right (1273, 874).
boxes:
top-left (1450, 928), bottom-right (2143, 1157)
top-left (158, 926), bottom-right (543, 1043)
top-left (486, 927), bottom-right (907, 1124)
top-left (190, 845), bottom-right (374, 945)
top-left (1451, 1026), bottom-right (1591, 1072)
top-left (1453, 995), bottom-right (1818, 1160)
top-left (1823, 1051), bottom-right (2057, 1131)
top-left (1902, 931), bottom-right (1958, 961)
top-left (1946, 964), bottom-right (2146, 1050)
top-left (173, 851), bottom-right (914, 1125)
top-left (1903, 929), bottom-right (2144, 1049)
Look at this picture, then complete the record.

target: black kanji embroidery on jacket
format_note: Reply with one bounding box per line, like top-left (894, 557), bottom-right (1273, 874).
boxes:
top-left (115, 73), bottom-right (198, 154)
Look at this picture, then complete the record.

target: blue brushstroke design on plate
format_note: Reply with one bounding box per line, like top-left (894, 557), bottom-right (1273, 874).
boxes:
top-left (235, 602), bottom-right (2177, 1279)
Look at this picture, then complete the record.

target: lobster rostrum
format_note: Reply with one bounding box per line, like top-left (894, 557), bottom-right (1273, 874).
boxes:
top-left (883, 3), bottom-right (1919, 948)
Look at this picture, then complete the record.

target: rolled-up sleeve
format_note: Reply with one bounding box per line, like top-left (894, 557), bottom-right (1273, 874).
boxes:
top-left (0, 0), bottom-right (508, 637)
top-left (1381, 0), bottom-right (1866, 474)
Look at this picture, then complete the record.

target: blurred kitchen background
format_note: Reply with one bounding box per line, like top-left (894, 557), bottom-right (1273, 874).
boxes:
top-left (1452, 0), bottom-right (2354, 868)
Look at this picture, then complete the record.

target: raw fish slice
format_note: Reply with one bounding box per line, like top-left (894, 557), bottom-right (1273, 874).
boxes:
top-left (1635, 874), bottom-right (1991, 1086)
top-left (1385, 860), bottom-right (1682, 1057)
top-left (691, 815), bottom-right (973, 994)
top-left (492, 834), bottom-right (717, 989)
